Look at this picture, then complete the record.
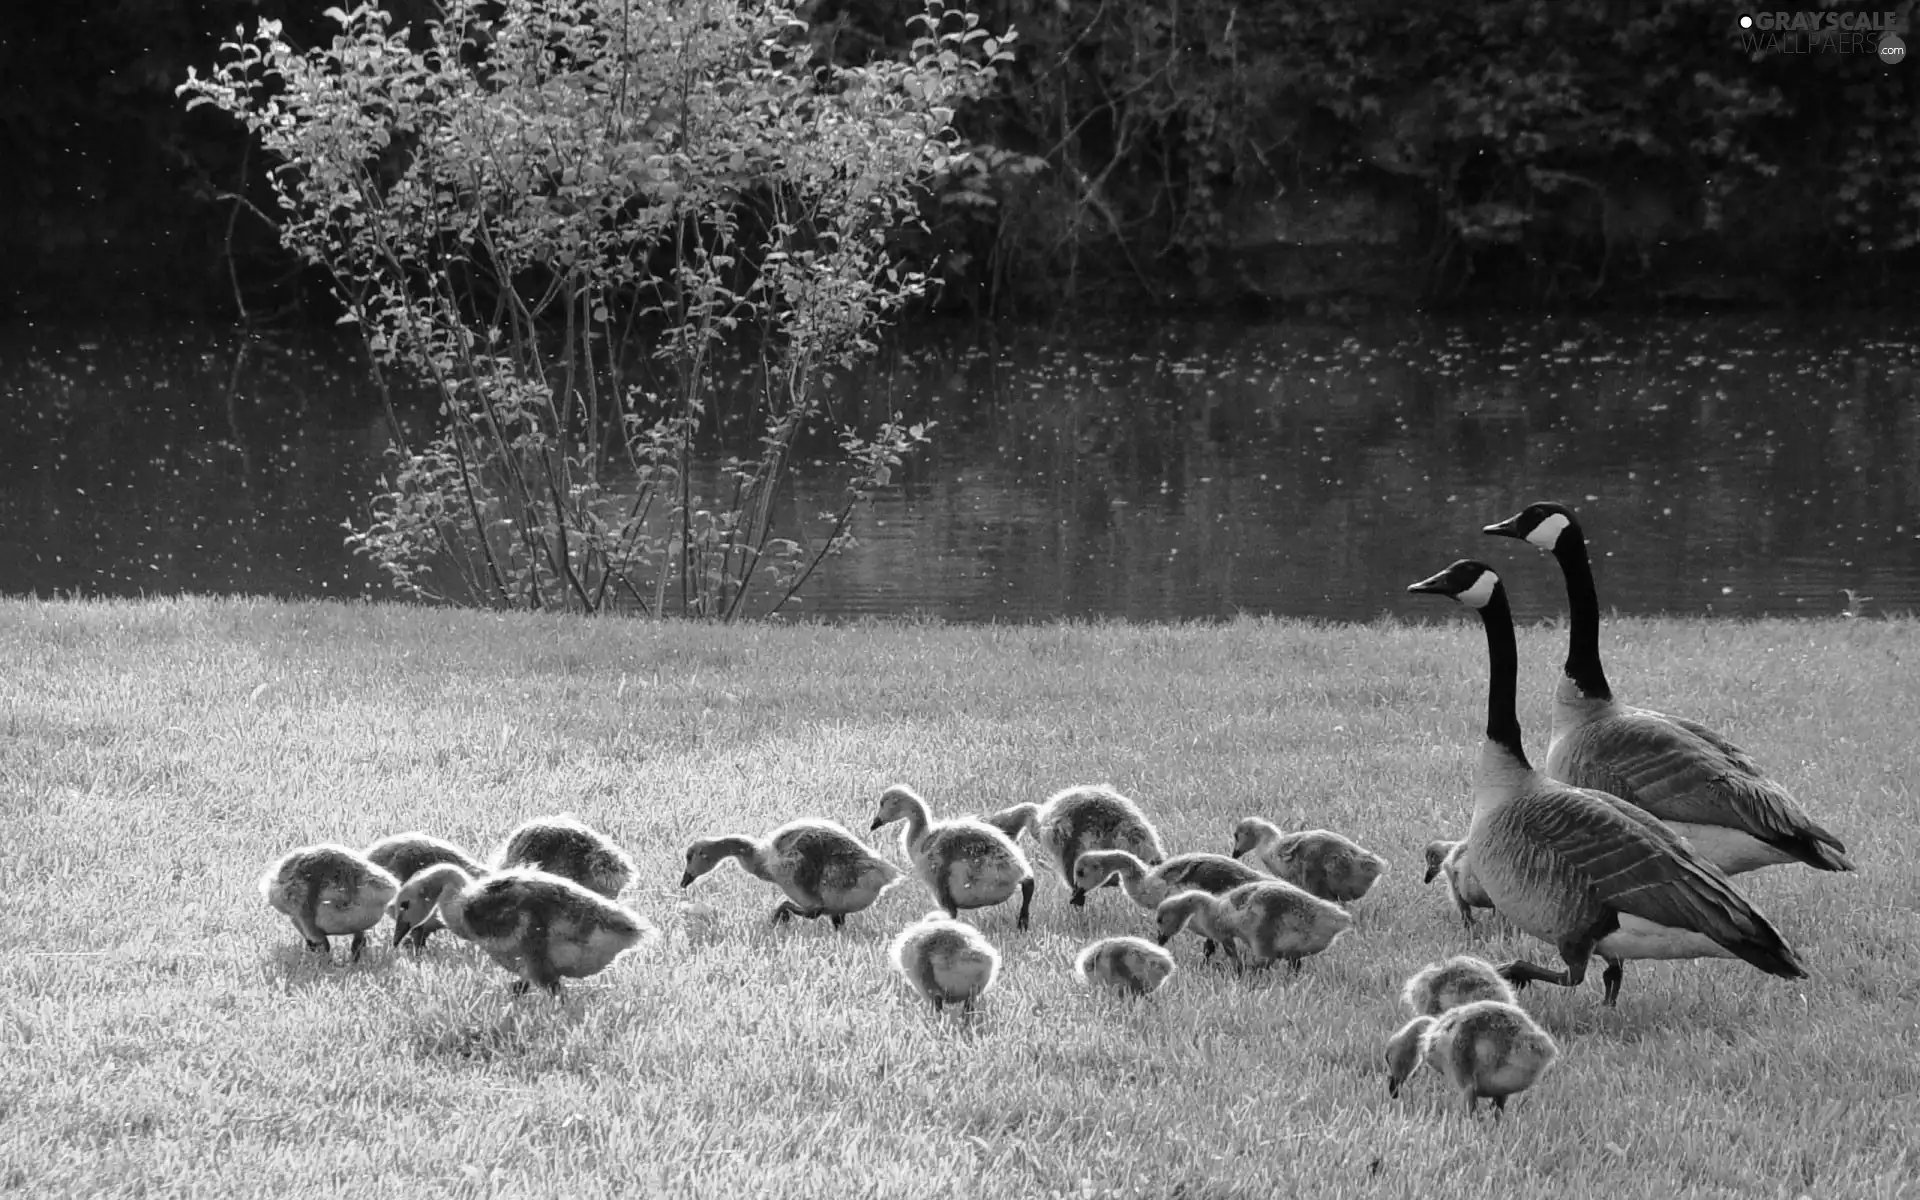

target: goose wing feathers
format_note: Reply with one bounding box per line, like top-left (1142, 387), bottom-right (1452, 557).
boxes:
top-left (1502, 786), bottom-right (1804, 977)
top-left (1554, 708), bottom-right (1849, 861)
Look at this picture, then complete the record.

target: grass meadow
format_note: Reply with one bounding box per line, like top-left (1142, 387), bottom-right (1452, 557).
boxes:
top-left (2, 598), bottom-right (1917, 1199)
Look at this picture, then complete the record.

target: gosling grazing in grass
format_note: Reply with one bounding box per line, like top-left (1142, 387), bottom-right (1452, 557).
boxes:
top-left (680, 819), bottom-right (903, 928)
top-left (1400, 954), bottom-right (1517, 1016)
top-left (1071, 850), bottom-right (1268, 912)
top-left (364, 832), bottom-right (486, 952)
top-left (983, 784), bottom-right (1167, 906)
top-left (889, 911), bottom-right (1002, 1015)
top-left (1155, 880), bottom-right (1352, 972)
top-left (1423, 839), bottom-right (1495, 930)
top-left (260, 844), bottom-right (401, 963)
top-left (492, 814), bottom-right (635, 900)
top-left (1408, 560), bottom-right (1806, 1007)
top-left (1075, 936), bottom-right (1177, 998)
top-left (1230, 819), bottom-right (1388, 903)
top-left (389, 863), bottom-right (658, 995)
top-left (871, 784), bottom-right (1036, 930)
top-left (1485, 501), bottom-right (1852, 875)
top-left (1384, 1000), bottom-right (1560, 1117)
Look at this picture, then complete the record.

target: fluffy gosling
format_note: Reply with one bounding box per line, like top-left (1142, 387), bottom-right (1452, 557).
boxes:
top-left (1400, 954), bottom-right (1517, 1016)
top-left (492, 814), bottom-right (635, 899)
top-left (364, 831), bottom-right (486, 952)
top-left (983, 784), bottom-right (1166, 906)
top-left (259, 844), bottom-right (400, 963)
top-left (1422, 839), bottom-right (1495, 929)
top-left (389, 863), bottom-right (658, 995)
top-left (1231, 819), bottom-right (1388, 903)
top-left (889, 911), bottom-right (1002, 1016)
top-left (1074, 936), bottom-right (1177, 997)
top-left (871, 784), bottom-right (1035, 930)
top-left (681, 818), bottom-right (903, 928)
top-left (1155, 880), bottom-right (1352, 972)
top-left (1384, 1000), bottom-right (1560, 1116)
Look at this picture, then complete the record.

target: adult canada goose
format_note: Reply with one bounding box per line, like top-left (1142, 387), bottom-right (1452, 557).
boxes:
top-left (1408, 560), bottom-right (1807, 1006)
top-left (680, 819), bottom-right (903, 928)
top-left (1484, 501), bottom-right (1853, 875)
top-left (389, 864), bottom-right (658, 995)
top-left (871, 784), bottom-right (1036, 930)
top-left (1383, 1000), bottom-right (1560, 1116)
top-left (1422, 839), bottom-right (1496, 929)
top-left (983, 784), bottom-right (1167, 906)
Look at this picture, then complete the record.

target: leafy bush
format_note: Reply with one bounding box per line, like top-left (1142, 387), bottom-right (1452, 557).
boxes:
top-left (181, 0), bottom-right (1005, 616)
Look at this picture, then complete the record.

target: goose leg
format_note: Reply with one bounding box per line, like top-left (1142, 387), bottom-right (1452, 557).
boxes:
top-left (830, 914), bottom-right (846, 930)
top-left (1600, 957), bottom-right (1626, 1007)
top-left (1015, 878), bottom-right (1034, 931)
top-left (407, 926), bottom-right (432, 954)
top-left (1200, 938), bottom-right (1217, 961)
top-left (1499, 940), bottom-right (1593, 994)
top-left (348, 932), bottom-right (367, 963)
top-left (1491, 1095), bottom-right (1508, 1119)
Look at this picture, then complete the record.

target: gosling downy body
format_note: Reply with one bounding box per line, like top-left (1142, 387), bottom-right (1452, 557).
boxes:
top-left (1423, 839), bottom-right (1495, 929)
top-left (365, 832), bottom-right (486, 952)
top-left (871, 784), bottom-right (1035, 930)
top-left (1384, 1000), bottom-right (1560, 1116)
top-left (389, 863), bottom-right (658, 995)
top-left (681, 818), bottom-right (903, 928)
top-left (1074, 936), bottom-right (1177, 997)
top-left (492, 814), bottom-right (636, 900)
top-left (889, 911), bottom-right (1002, 1015)
top-left (1154, 880), bottom-right (1352, 972)
top-left (983, 784), bottom-right (1167, 906)
top-left (1408, 560), bottom-right (1807, 1006)
top-left (1231, 819), bottom-right (1388, 903)
top-left (1400, 954), bottom-right (1517, 1016)
top-left (1485, 501), bottom-right (1853, 875)
top-left (259, 844), bottom-right (400, 963)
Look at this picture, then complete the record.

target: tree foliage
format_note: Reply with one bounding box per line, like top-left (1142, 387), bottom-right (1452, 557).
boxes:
top-left (181, 0), bottom-right (1004, 616)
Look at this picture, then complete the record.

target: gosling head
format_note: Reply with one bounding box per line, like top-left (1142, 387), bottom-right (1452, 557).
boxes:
top-left (869, 783), bottom-right (922, 831)
top-left (1229, 817), bottom-right (1272, 859)
top-left (1422, 840), bottom-right (1457, 885)
top-left (680, 838), bottom-right (731, 889)
top-left (1384, 1016), bottom-right (1436, 1099)
top-left (1070, 852), bottom-right (1122, 903)
top-left (388, 862), bottom-right (465, 947)
top-left (1153, 891), bottom-right (1206, 946)
top-left (1406, 560), bottom-right (1501, 610)
top-left (1483, 501), bottom-right (1575, 552)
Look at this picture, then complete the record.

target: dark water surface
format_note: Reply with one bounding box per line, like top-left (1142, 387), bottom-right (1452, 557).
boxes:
top-left (2, 315), bottom-right (1917, 623)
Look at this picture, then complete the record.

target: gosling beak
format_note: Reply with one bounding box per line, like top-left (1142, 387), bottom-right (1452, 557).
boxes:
top-left (391, 919), bottom-right (413, 947)
top-left (1068, 888), bottom-right (1087, 907)
top-left (1156, 932), bottom-right (1172, 947)
top-left (1423, 862), bottom-right (1441, 884)
top-left (1482, 514), bottom-right (1525, 539)
top-left (868, 817), bottom-right (885, 831)
top-left (1405, 570), bottom-right (1453, 596)
top-left (679, 871), bottom-right (695, 888)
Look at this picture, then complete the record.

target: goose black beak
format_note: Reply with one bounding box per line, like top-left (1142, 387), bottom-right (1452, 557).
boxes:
top-left (1482, 515), bottom-right (1525, 538)
top-left (868, 817), bottom-right (885, 831)
top-left (391, 919), bottom-right (413, 947)
top-left (1406, 570), bottom-right (1453, 596)
top-left (1422, 862), bottom-right (1442, 884)
top-left (678, 871), bottom-right (696, 888)
top-left (1068, 888), bottom-right (1087, 907)
top-left (1155, 932), bottom-right (1173, 947)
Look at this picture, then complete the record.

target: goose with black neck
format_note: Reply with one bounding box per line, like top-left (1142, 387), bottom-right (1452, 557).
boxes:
top-left (1407, 559), bottom-right (1808, 1006)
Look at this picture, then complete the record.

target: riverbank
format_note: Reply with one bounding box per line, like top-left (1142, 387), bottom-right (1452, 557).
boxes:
top-left (3, 598), bottom-right (1915, 1196)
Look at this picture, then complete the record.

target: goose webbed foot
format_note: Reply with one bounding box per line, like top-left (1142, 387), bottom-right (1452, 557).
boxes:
top-left (304, 937), bottom-right (330, 955)
top-left (1497, 959), bottom-right (1576, 992)
top-left (510, 979), bottom-right (532, 995)
top-left (770, 903), bottom-right (796, 925)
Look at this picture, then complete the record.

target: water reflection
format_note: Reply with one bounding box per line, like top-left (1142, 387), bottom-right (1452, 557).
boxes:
top-left (2, 315), bottom-right (1916, 622)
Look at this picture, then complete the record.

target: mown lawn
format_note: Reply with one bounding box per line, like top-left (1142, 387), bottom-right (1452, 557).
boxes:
top-left (1, 599), bottom-right (1916, 1199)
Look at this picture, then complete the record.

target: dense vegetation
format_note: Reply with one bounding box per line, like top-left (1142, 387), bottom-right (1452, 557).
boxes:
top-left (4, 0), bottom-right (1916, 317)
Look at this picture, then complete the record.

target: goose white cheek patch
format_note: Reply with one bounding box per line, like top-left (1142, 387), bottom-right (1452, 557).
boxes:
top-left (1456, 572), bottom-right (1499, 609)
top-left (1525, 513), bottom-right (1570, 549)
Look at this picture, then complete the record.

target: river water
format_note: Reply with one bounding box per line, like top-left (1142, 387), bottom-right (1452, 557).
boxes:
top-left (2, 314), bottom-right (1916, 622)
